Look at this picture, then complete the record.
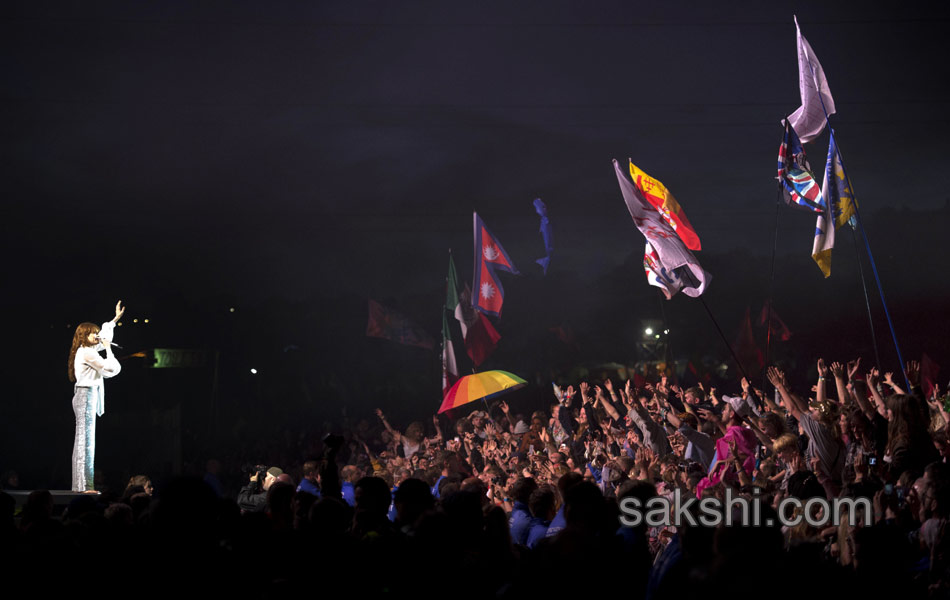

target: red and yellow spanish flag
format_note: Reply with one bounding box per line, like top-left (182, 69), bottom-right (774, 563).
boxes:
top-left (628, 160), bottom-right (702, 251)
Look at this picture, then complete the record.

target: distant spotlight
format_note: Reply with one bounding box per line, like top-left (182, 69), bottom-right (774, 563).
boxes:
top-left (229, 307), bottom-right (236, 313)
top-left (144, 319), bottom-right (149, 323)
top-left (655, 334), bottom-right (661, 339)
top-left (644, 328), bottom-right (653, 335)
top-left (664, 329), bottom-right (670, 334)
top-left (250, 368), bottom-right (258, 375)
top-left (118, 322), bottom-right (123, 326)
top-left (133, 319), bottom-right (138, 323)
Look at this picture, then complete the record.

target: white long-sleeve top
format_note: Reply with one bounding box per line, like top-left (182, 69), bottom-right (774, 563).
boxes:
top-left (74, 321), bottom-right (121, 416)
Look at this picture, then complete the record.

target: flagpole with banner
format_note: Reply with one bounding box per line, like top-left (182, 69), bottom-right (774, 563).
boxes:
top-left (442, 250), bottom-right (461, 398)
top-left (829, 131), bottom-right (908, 388)
top-left (792, 16), bottom-right (909, 388)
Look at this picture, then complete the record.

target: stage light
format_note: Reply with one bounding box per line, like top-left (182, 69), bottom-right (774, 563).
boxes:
top-left (655, 334), bottom-right (660, 339)
top-left (644, 328), bottom-right (653, 335)
top-left (250, 368), bottom-right (258, 374)
top-left (230, 307), bottom-right (236, 313)
top-left (133, 319), bottom-right (138, 323)
top-left (664, 329), bottom-right (669, 334)
top-left (144, 319), bottom-right (149, 323)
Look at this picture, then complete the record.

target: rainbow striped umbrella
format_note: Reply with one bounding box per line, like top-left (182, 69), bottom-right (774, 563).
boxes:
top-left (438, 370), bottom-right (527, 414)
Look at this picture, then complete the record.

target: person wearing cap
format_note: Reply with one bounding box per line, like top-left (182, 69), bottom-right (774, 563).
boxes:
top-left (237, 466), bottom-right (283, 513)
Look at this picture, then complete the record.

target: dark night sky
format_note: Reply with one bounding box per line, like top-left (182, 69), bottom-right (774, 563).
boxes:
top-left (2, 1), bottom-right (950, 483)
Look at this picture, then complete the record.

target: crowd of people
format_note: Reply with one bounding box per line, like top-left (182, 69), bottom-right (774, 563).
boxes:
top-left (3, 357), bottom-right (950, 597)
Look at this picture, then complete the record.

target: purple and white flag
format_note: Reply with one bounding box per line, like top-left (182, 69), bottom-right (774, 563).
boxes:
top-left (613, 159), bottom-right (710, 298)
top-left (787, 15), bottom-right (836, 143)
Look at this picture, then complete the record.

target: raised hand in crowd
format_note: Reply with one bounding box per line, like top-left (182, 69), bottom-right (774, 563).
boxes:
top-left (766, 366), bottom-right (786, 389)
top-left (847, 358), bottom-right (862, 381)
top-left (565, 384), bottom-right (575, 402)
top-left (817, 358), bottom-right (830, 379)
top-left (905, 360), bottom-right (921, 387)
top-left (829, 361), bottom-right (846, 381)
top-left (867, 367), bottom-right (880, 388)
top-left (884, 371), bottom-right (906, 395)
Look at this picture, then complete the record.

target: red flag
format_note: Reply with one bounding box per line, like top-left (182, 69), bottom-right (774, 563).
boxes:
top-left (454, 285), bottom-right (501, 366)
top-left (549, 324), bottom-right (578, 349)
top-left (472, 212), bottom-right (519, 317)
top-left (922, 353), bottom-right (941, 399)
top-left (613, 160), bottom-right (710, 298)
top-left (366, 300), bottom-right (435, 349)
top-left (687, 361), bottom-right (699, 378)
top-left (632, 372), bottom-right (647, 389)
top-left (734, 307), bottom-right (764, 374)
top-left (759, 300), bottom-right (792, 342)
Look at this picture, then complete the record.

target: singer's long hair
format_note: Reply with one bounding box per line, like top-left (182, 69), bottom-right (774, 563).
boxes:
top-left (68, 322), bottom-right (100, 382)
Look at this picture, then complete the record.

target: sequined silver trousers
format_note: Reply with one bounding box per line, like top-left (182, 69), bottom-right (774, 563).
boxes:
top-left (71, 386), bottom-right (99, 491)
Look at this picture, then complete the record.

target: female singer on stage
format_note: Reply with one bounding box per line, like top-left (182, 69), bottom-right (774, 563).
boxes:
top-left (67, 300), bottom-right (125, 492)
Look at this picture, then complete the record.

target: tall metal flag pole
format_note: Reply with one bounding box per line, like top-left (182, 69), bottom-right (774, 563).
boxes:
top-left (698, 297), bottom-right (762, 411)
top-left (764, 115), bottom-right (791, 393)
top-left (798, 20), bottom-right (909, 388)
top-left (762, 186), bottom-right (782, 395)
top-left (850, 225), bottom-right (882, 370)
top-left (657, 291), bottom-right (676, 385)
top-left (831, 132), bottom-right (908, 386)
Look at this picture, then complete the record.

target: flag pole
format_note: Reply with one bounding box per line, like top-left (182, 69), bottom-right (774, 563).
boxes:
top-left (698, 297), bottom-right (761, 410)
top-left (764, 114), bottom-right (791, 393)
top-left (657, 291), bottom-right (677, 385)
top-left (848, 224), bottom-right (882, 370)
top-left (798, 27), bottom-right (910, 389)
top-left (832, 133), bottom-right (907, 385)
top-left (763, 168), bottom-right (783, 394)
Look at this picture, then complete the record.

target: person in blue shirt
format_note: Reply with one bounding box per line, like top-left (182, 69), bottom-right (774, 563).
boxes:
top-left (507, 476), bottom-right (537, 546)
top-left (546, 471), bottom-right (583, 538)
top-left (340, 465), bottom-right (359, 507)
top-left (387, 467), bottom-right (412, 521)
top-left (526, 486), bottom-right (556, 548)
top-left (296, 460), bottom-right (321, 497)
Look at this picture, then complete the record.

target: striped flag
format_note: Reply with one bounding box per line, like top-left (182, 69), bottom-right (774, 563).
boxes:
top-left (441, 311), bottom-right (459, 397)
top-left (442, 254), bottom-right (460, 396)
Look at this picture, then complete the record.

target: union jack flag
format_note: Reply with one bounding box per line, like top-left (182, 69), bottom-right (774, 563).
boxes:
top-left (777, 119), bottom-right (824, 213)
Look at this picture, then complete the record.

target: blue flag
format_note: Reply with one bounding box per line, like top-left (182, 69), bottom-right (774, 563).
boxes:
top-left (533, 198), bottom-right (554, 275)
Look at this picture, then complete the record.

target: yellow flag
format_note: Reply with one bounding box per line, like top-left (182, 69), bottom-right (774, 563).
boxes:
top-left (628, 160), bottom-right (702, 251)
